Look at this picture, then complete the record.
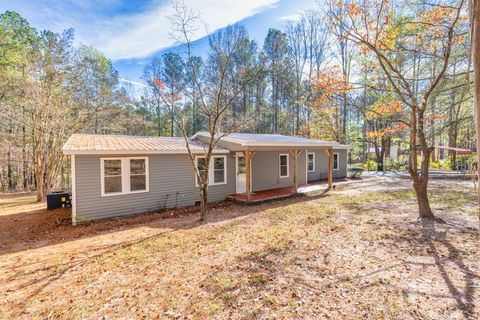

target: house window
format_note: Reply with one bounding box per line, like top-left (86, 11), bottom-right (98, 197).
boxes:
top-left (333, 153), bottom-right (339, 170)
top-left (130, 159), bottom-right (147, 192)
top-left (279, 154), bottom-right (289, 178)
top-left (213, 157), bottom-right (225, 184)
top-left (307, 152), bottom-right (315, 172)
top-left (101, 157), bottom-right (149, 196)
top-left (197, 157), bottom-right (207, 183)
top-left (196, 155), bottom-right (227, 186)
top-left (103, 159), bottom-right (122, 194)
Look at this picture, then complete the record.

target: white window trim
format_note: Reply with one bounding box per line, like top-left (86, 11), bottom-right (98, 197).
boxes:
top-left (333, 153), bottom-right (339, 171)
top-left (307, 152), bottom-right (315, 172)
top-left (195, 155), bottom-right (227, 187)
top-left (100, 157), bottom-right (149, 197)
top-left (279, 153), bottom-right (289, 178)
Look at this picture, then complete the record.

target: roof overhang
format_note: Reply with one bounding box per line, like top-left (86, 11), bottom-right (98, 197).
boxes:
top-left (192, 132), bottom-right (349, 149)
top-left (62, 149), bottom-right (230, 155)
top-left (240, 142), bottom-right (335, 147)
top-left (332, 145), bottom-right (351, 150)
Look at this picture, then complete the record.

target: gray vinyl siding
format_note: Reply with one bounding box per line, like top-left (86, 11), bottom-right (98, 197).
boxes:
top-left (251, 150), bottom-right (307, 192)
top-left (307, 149), bottom-right (347, 182)
top-left (74, 154), bottom-right (235, 222)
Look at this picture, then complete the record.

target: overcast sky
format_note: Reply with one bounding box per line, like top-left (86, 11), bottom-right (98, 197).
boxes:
top-left (0, 0), bottom-right (322, 88)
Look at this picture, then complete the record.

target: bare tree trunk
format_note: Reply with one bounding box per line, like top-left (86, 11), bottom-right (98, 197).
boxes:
top-left (342, 92), bottom-right (348, 143)
top-left (374, 143), bottom-right (383, 172)
top-left (22, 122), bottom-right (27, 190)
top-left (156, 102), bottom-right (161, 136)
top-left (413, 177), bottom-right (434, 219)
top-left (470, 0), bottom-right (480, 229)
top-left (35, 169), bottom-right (43, 201)
top-left (199, 183), bottom-right (208, 222)
top-left (7, 144), bottom-right (14, 191)
top-left (7, 121), bottom-right (14, 191)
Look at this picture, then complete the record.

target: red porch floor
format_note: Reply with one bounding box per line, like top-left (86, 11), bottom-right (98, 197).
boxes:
top-left (227, 182), bottom-right (327, 203)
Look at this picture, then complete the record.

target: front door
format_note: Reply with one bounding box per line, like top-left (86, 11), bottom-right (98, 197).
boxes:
top-left (236, 156), bottom-right (246, 194)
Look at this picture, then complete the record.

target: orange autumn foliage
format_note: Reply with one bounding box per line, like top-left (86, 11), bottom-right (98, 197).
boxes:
top-left (153, 78), bottom-right (183, 103)
top-left (304, 66), bottom-right (351, 141)
top-left (426, 113), bottom-right (448, 121)
top-left (367, 123), bottom-right (409, 139)
top-left (366, 100), bottom-right (403, 119)
top-left (154, 78), bottom-right (165, 90)
top-left (310, 66), bottom-right (351, 105)
top-left (366, 100), bottom-right (405, 139)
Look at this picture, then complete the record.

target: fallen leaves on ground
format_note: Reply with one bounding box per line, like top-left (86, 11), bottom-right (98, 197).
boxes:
top-left (0, 178), bottom-right (478, 319)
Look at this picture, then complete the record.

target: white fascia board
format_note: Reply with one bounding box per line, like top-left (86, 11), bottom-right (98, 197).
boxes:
top-left (332, 145), bottom-right (351, 150)
top-left (190, 132), bottom-right (204, 140)
top-left (193, 132), bottom-right (341, 148)
top-left (241, 143), bottom-right (337, 147)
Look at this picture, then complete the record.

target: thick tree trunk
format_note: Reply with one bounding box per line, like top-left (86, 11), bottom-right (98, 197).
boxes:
top-left (377, 155), bottom-right (384, 172)
top-left (22, 123), bottom-right (27, 190)
top-left (35, 172), bottom-right (43, 202)
top-left (413, 178), bottom-right (434, 219)
top-left (375, 144), bottom-right (384, 172)
top-left (409, 107), bottom-right (435, 220)
top-left (7, 121), bottom-right (14, 191)
top-left (470, 0), bottom-right (480, 229)
top-left (7, 144), bottom-right (14, 191)
top-left (412, 145), bottom-right (435, 219)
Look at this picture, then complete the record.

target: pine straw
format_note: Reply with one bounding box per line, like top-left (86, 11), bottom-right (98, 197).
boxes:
top-left (0, 179), bottom-right (478, 319)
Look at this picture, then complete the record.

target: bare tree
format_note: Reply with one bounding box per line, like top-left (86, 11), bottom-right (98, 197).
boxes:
top-left (0, 29), bottom-right (120, 200)
top-left (157, 1), bottom-right (262, 221)
top-left (286, 10), bottom-right (329, 135)
top-left (329, 3), bottom-right (355, 144)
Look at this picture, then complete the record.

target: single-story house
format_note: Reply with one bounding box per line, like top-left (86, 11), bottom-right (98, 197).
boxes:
top-left (63, 132), bottom-right (349, 224)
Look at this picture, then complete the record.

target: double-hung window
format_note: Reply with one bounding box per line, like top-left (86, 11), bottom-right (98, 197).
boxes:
top-left (196, 155), bottom-right (227, 186)
top-left (101, 157), bottom-right (149, 196)
top-left (103, 159), bottom-right (122, 194)
top-left (213, 157), bottom-right (226, 184)
top-left (197, 157), bottom-right (207, 183)
top-left (130, 159), bottom-right (147, 191)
top-left (279, 154), bottom-right (289, 178)
top-left (307, 152), bottom-right (315, 172)
top-left (333, 153), bottom-right (339, 170)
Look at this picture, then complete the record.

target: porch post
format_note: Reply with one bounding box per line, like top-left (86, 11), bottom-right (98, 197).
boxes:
top-left (290, 149), bottom-right (302, 194)
top-left (242, 150), bottom-right (255, 202)
top-left (324, 149), bottom-right (333, 188)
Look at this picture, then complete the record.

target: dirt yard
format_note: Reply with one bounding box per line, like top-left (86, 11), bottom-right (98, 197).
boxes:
top-left (0, 177), bottom-right (479, 319)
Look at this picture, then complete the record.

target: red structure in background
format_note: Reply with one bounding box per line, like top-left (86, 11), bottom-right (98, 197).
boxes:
top-left (434, 146), bottom-right (473, 156)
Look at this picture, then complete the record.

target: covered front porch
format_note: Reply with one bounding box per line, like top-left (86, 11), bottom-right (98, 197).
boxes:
top-left (234, 148), bottom-right (335, 203)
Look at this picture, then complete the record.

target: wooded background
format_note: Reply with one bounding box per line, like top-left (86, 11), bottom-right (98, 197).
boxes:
top-left (0, 0), bottom-right (475, 198)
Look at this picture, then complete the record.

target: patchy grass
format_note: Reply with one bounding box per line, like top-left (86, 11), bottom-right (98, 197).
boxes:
top-left (0, 192), bottom-right (45, 215)
top-left (0, 179), bottom-right (478, 319)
